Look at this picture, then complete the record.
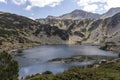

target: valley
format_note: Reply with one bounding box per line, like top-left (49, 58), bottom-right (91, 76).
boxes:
top-left (0, 7), bottom-right (120, 80)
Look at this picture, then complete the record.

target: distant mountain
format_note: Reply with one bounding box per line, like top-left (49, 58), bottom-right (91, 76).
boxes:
top-left (58, 9), bottom-right (101, 19)
top-left (46, 9), bottom-right (101, 19)
top-left (46, 15), bottom-right (56, 19)
top-left (101, 7), bottom-right (120, 19)
top-left (46, 8), bottom-right (120, 20)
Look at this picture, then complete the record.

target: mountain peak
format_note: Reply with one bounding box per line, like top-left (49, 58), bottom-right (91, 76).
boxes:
top-left (44, 7), bottom-right (120, 20)
top-left (109, 7), bottom-right (120, 10)
top-left (47, 15), bottom-right (56, 19)
top-left (71, 9), bottom-right (85, 13)
top-left (58, 9), bottom-right (100, 19)
top-left (101, 7), bottom-right (120, 19)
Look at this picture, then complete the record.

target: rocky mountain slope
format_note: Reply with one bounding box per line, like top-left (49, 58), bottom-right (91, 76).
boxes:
top-left (0, 8), bottom-right (120, 51)
top-left (57, 9), bottom-right (100, 19)
top-left (88, 12), bottom-right (120, 45)
top-left (101, 7), bottom-right (120, 19)
top-left (37, 12), bottom-right (120, 46)
top-left (0, 12), bottom-right (70, 51)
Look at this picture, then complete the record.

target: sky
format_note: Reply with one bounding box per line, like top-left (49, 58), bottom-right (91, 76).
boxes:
top-left (0, 0), bottom-right (120, 19)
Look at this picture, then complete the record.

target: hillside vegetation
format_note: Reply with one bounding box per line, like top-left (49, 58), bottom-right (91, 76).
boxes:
top-left (0, 13), bottom-right (69, 52)
top-left (0, 52), bottom-right (18, 80)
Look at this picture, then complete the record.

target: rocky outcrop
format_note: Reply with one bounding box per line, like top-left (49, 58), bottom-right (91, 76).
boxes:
top-left (48, 55), bottom-right (93, 63)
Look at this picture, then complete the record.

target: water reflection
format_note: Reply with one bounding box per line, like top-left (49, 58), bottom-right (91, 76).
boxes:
top-left (14, 45), bottom-right (118, 77)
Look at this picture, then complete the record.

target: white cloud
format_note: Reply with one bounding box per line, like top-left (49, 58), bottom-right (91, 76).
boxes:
top-left (25, 0), bottom-right (63, 10)
top-left (0, 0), bottom-right (7, 3)
top-left (77, 0), bottom-right (120, 13)
top-left (25, 5), bottom-right (32, 11)
top-left (83, 4), bottom-right (98, 12)
top-left (12, 0), bottom-right (27, 5)
top-left (49, 2), bottom-right (60, 7)
top-left (104, 0), bottom-right (120, 10)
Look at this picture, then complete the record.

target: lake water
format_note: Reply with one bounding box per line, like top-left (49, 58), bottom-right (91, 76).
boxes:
top-left (14, 45), bottom-right (118, 77)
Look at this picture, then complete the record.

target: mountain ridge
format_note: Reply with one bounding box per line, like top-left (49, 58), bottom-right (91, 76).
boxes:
top-left (0, 8), bottom-right (120, 52)
top-left (57, 9), bottom-right (101, 19)
top-left (101, 7), bottom-right (120, 19)
top-left (45, 7), bottom-right (120, 20)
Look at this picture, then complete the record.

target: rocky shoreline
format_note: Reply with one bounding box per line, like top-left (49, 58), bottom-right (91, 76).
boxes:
top-left (48, 55), bottom-right (91, 63)
top-left (100, 42), bottom-right (120, 52)
top-left (48, 55), bottom-right (117, 64)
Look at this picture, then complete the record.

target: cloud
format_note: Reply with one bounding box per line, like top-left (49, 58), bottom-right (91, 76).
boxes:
top-left (12, 0), bottom-right (27, 5)
top-left (25, 5), bottom-right (32, 11)
top-left (83, 4), bottom-right (98, 12)
top-left (0, 0), bottom-right (7, 3)
top-left (104, 0), bottom-right (120, 10)
top-left (25, 0), bottom-right (63, 10)
top-left (77, 0), bottom-right (120, 13)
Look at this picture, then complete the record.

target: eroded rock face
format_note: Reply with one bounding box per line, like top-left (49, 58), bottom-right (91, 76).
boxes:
top-left (37, 12), bottom-right (120, 45)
